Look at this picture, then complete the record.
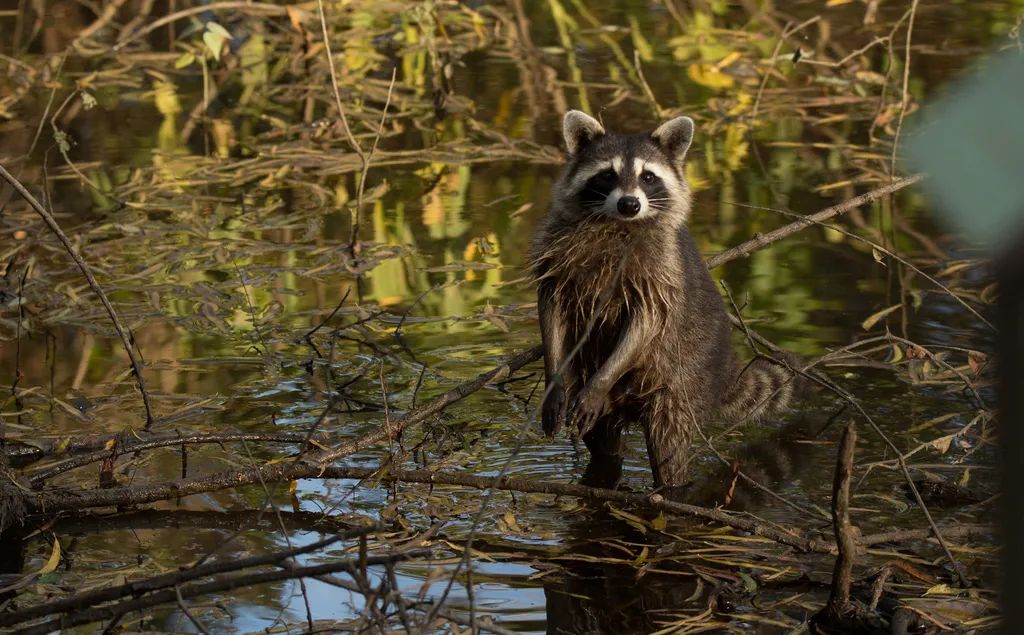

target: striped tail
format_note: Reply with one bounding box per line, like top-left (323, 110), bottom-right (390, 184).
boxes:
top-left (718, 353), bottom-right (805, 423)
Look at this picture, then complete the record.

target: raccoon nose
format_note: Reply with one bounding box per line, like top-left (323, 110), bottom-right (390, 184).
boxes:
top-left (617, 196), bottom-right (641, 217)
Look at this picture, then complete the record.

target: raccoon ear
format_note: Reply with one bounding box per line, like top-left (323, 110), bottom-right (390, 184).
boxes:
top-left (563, 110), bottom-right (605, 155)
top-left (651, 116), bottom-right (695, 163)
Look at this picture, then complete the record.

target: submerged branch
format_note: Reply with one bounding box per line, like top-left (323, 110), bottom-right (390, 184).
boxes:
top-left (19, 347), bottom-right (543, 513)
top-left (0, 525), bottom-right (381, 629)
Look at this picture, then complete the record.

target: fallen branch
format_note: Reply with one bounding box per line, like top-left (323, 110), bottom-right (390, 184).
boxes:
top-left (19, 347), bottom-right (543, 515)
top-left (25, 432), bottom-right (317, 486)
top-left (0, 525), bottom-right (380, 628)
top-left (329, 466), bottom-right (988, 550)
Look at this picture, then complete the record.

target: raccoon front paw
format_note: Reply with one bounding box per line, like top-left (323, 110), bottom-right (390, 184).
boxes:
top-left (541, 386), bottom-right (566, 436)
top-left (570, 386), bottom-right (610, 439)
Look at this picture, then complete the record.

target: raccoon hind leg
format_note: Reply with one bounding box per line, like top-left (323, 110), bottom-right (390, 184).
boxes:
top-left (642, 389), bottom-right (698, 490)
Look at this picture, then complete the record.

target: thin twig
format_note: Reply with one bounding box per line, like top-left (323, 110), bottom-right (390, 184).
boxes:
top-left (27, 432), bottom-right (315, 486)
top-left (706, 174), bottom-right (924, 269)
top-left (721, 196), bottom-right (994, 330)
top-left (112, 1), bottom-right (288, 51)
top-left (174, 586), bottom-right (212, 635)
top-left (0, 526), bottom-right (380, 628)
top-left (348, 67), bottom-right (398, 256)
top-left (10, 553), bottom-right (425, 635)
top-left (0, 163), bottom-right (154, 425)
top-left (890, 0), bottom-right (921, 179)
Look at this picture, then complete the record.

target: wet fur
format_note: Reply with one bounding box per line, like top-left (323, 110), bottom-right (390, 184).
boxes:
top-left (530, 111), bottom-right (803, 490)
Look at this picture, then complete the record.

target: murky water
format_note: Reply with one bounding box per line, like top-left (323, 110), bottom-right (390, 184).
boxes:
top-left (0, 1), bottom-right (1014, 632)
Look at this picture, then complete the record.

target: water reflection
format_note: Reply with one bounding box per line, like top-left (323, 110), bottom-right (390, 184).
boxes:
top-left (0, 0), bottom-right (1009, 631)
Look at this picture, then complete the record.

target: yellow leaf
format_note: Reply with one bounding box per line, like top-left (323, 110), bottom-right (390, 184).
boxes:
top-left (958, 468), bottom-right (971, 488)
top-left (687, 63), bottom-right (735, 90)
top-left (887, 343), bottom-right (904, 364)
top-left (38, 538), bottom-right (61, 576)
top-left (714, 51), bottom-right (742, 70)
top-left (55, 437), bottom-right (72, 455)
top-left (503, 511), bottom-right (521, 532)
top-left (924, 583), bottom-right (955, 596)
top-left (931, 435), bottom-right (954, 454)
top-left (651, 513), bottom-right (668, 531)
top-left (206, 21), bottom-right (231, 39)
top-left (861, 304), bottom-right (900, 330)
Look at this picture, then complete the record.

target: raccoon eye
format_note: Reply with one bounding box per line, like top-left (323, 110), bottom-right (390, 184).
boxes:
top-left (597, 169), bottom-right (617, 181)
top-left (640, 170), bottom-right (658, 184)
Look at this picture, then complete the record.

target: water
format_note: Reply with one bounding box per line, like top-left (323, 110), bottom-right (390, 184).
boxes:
top-left (0, 1), bottom-right (1013, 632)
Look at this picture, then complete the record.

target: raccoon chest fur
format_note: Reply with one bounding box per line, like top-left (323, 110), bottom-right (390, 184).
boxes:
top-left (537, 220), bottom-right (678, 388)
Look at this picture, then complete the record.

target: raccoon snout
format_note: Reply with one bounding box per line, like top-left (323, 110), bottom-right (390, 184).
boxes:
top-left (617, 196), bottom-right (642, 217)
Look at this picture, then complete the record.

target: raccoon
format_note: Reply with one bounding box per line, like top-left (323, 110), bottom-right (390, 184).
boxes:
top-left (530, 110), bottom-right (803, 492)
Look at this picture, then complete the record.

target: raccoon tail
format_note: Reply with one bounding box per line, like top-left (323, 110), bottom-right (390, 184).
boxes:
top-left (718, 352), bottom-right (806, 423)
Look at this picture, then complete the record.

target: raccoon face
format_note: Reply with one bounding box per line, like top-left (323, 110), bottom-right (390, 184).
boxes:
top-left (559, 110), bottom-right (694, 223)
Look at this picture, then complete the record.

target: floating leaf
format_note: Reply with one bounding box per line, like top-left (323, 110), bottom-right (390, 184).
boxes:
top-left (38, 538), bottom-right (61, 576)
top-left (503, 511), bottom-right (521, 532)
top-left (608, 505), bottom-right (648, 535)
top-left (925, 583), bottom-right (956, 596)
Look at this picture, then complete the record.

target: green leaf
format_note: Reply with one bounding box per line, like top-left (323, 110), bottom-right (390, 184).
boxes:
top-left (205, 21), bottom-right (231, 39)
top-left (203, 31), bottom-right (225, 61)
top-left (174, 52), bottom-right (195, 69)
